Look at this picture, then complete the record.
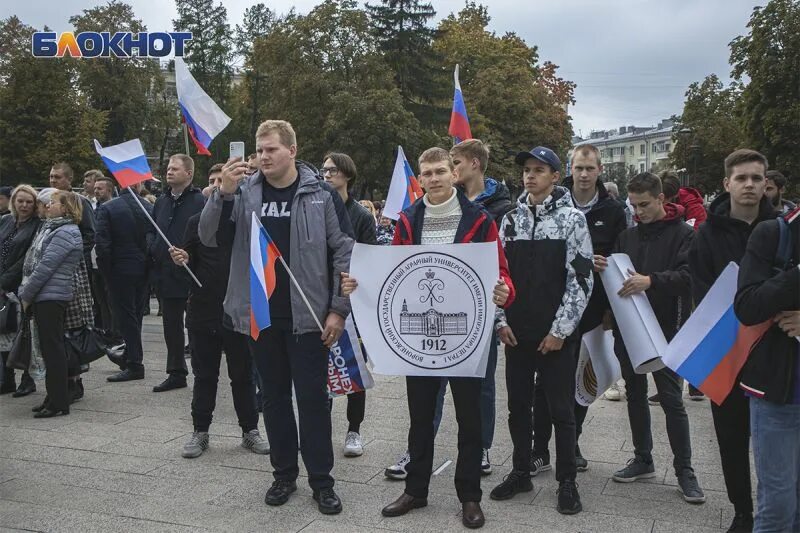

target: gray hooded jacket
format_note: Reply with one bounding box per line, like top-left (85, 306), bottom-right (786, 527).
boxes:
top-left (198, 162), bottom-right (354, 335)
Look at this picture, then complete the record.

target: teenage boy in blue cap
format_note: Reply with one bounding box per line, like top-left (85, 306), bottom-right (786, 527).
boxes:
top-left (491, 146), bottom-right (594, 515)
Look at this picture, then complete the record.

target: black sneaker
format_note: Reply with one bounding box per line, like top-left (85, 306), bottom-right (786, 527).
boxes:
top-left (152, 375), bottom-right (187, 392)
top-left (726, 512), bottom-right (753, 532)
top-left (490, 470), bottom-right (533, 501)
top-left (108, 368), bottom-right (145, 382)
top-left (481, 448), bottom-right (492, 476)
top-left (557, 480), bottom-right (582, 515)
top-left (676, 468), bottom-right (706, 504)
top-left (313, 487), bottom-right (342, 515)
top-left (688, 385), bottom-right (705, 401)
top-left (612, 457), bottom-right (656, 482)
top-left (648, 393), bottom-right (660, 405)
top-left (575, 445), bottom-right (588, 472)
top-left (264, 480), bottom-right (297, 506)
top-left (530, 452), bottom-right (552, 476)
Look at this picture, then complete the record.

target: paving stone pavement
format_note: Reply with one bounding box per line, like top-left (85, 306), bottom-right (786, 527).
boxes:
top-left (0, 306), bottom-right (749, 532)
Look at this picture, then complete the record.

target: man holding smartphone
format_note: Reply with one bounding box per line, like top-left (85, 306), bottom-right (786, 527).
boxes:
top-left (199, 120), bottom-right (354, 515)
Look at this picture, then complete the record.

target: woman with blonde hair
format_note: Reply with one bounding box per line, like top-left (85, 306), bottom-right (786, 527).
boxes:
top-left (0, 185), bottom-right (42, 396)
top-left (18, 191), bottom-right (83, 417)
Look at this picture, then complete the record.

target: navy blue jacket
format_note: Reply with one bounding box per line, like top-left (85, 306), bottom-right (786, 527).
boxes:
top-left (149, 186), bottom-right (205, 298)
top-left (95, 190), bottom-right (153, 279)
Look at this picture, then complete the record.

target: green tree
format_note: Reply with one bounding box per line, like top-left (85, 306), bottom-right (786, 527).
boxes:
top-left (366, 0), bottom-right (444, 105)
top-left (234, 3), bottom-right (276, 139)
top-left (0, 17), bottom-right (106, 185)
top-left (69, 1), bottom-right (165, 145)
top-left (729, 0), bottom-right (800, 175)
top-left (671, 74), bottom-right (745, 194)
top-left (432, 3), bottom-right (574, 181)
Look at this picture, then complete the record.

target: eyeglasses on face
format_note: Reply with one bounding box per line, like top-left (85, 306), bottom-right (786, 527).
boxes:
top-left (321, 166), bottom-right (339, 176)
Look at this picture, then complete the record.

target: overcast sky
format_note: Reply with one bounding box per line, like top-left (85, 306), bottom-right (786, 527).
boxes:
top-left (3, 0), bottom-right (762, 136)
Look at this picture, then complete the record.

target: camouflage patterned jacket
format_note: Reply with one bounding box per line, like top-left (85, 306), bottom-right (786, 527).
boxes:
top-left (496, 186), bottom-right (594, 343)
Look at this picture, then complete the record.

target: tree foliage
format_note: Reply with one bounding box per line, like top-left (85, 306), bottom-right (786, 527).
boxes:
top-left (729, 0), bottom-right (800, 177)
top-left (432, 2), bottom-right (574, 181)
top-left (0, 16), bottom-right (106, 185)
top-left (670, 75), bottom-right (745, 194)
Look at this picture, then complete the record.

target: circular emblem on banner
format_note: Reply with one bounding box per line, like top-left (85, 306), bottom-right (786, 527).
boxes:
top-left (378, 252), bottom-right (487, 369)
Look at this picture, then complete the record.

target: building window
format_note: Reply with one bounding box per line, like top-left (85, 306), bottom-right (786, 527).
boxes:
top-left (640, 144), bottom-right (645, 155)
top-left (629, 145), bottom-right (634, 155)
top-left (620, 146), bottom-right (625, 156)
top-left (639, 163), bottom-right (645, 172)
top-left (665, 143), bottom-right (671, 151)
top-left (652, 144), bottom-right (658, 153)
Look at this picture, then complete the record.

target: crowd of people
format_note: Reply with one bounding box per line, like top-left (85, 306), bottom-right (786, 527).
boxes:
top-left (0, 118), bottom-right (798, 532)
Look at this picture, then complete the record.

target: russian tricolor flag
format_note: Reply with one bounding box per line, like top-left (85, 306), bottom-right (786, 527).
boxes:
top-left (175, 57), bottom-right (231, 156)
top-left (250, 212), bottom-right (281, 340)
top-left (94, 139), bottom-right (156, 188)
top-left (382, 145), bottom-right (424, 221)
top-left (663, 262), bottom-right (771, 405)
top-left (448, 64), bottom-right (472, 143)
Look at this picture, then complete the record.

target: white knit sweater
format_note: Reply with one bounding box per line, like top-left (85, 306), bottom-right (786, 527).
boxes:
top-left (421, 189), bottom-right (462, 245)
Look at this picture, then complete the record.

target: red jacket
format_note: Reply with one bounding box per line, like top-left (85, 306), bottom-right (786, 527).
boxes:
top-left (393, 190), bottom-right (516, 308)
top-left (677, 187), bottom-right (707, 231)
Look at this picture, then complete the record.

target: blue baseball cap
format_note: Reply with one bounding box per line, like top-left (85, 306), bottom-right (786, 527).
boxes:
top-left (515, 146), bottom-right (561, 172)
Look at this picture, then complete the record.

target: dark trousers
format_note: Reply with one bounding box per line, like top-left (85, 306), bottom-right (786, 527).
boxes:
top-left (347, 391), bottom-right (366, 432)
top-left (712, 389), bottom-right (753, 514)
top-left (250, 320), bottom-right (333, 491)
top-left (109, 274), bottom-right (147, 370)
top-left (532, 338), bottom-right (589, 455)
top-left (33, 301), bottom-right (68, 411)
top-left (161, 297), bottom-right (188, 377)
top-left (506, 338), bottom-right (578, 481)
top-left (191, 327), bottom-right (258, 433)
top-left (533, 377), bottom-right (589, 456)
top-left (614, 332), bottom-right (692, 473)
top-left (405, 375), bottom-right (482, 502)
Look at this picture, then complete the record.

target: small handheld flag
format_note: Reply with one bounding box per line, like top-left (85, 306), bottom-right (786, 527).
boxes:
top-left (94, 138), bottom-right (202, 288)
top-left (662, 262), bottom-right (771, 405)
top-left (94, 139), bottom-right (156, 188)
top-left (448, 64), bottom-right (472, 144)
top-left (175, 57), bottom-right (231, 156)
top-left (250, 212), bottom-right (280, 340)
top-left (382, 145), bottom-right (423, 221)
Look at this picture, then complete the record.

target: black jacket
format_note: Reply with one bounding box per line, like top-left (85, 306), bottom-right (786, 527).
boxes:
top-left (563, 177), bottom-right (628, 332)
top-left (149, 186), bottom-right (205, 299)
top-left (345, 196), bottom-right (378, 245)
top-left (689, 193), bottom-right (777, 304)
top-left (613, 203), bottom-right (694, 341)
top-left (95, 189), bottom-right (153, 279)
top-left (0, 215), bottom-right (42, 292)
top-left (735, 210), bottom-right (800, 404)
top-left (183, 213), bottom-right (230, 330)
top-left (76, 194), bottom-right (95, 268)
top-left (458, 177), bottom-right (512, 225)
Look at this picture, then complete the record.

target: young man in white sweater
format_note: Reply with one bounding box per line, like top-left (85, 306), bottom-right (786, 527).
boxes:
top-left (342, 147), bottom-right (515, 529)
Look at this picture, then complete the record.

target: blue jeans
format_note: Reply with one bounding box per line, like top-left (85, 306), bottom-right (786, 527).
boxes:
top-left (432, 334), bottom-right (498, 449)
top-left (750, 397), bottom-right (800, 533)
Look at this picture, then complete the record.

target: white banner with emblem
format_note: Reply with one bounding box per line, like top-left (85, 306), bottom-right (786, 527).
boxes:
top-left (349, 242), bottom-right (499, 377)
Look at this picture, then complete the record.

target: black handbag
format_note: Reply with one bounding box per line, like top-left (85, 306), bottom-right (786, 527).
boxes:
top-left (7, 315), bottom-right (31, 370)
top-left (64, 326), bottom-right (115, 366)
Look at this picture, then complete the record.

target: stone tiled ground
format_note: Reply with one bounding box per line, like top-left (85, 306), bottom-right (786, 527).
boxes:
top-left (0, 308), bottom-right (747, 532)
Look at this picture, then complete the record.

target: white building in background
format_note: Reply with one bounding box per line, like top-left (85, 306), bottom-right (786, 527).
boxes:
top-left (568, 118), bottom-right (677, 177)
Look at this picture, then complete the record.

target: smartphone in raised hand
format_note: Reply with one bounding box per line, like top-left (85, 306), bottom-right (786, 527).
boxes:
top-left (229, 141), bottom-right (245, 161)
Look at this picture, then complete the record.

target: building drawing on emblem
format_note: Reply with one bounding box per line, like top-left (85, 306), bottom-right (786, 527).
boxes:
top-left (399, 300), bottom-right (468, 337)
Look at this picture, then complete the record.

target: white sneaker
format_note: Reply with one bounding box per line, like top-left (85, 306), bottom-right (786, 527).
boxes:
top-left (385, 451), bottom-right (410, 480)
top-left (604, 382), bottom-right (622, 401)
top-left (343, 431), bottom-right (364, 457)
